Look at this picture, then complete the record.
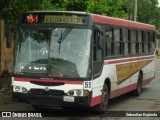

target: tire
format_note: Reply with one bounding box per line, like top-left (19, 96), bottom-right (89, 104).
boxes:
top-left (132, 73), bottom-right (143, 97)
top-left (92, 83), bottom-right (109, 114)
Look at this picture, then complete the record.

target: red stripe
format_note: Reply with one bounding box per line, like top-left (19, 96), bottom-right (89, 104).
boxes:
top-left (90, 95), bottom-right (101, 107)
top-left (104, 56), bottom-right (155, 65)
top-left (93, 14), bottom-right (155, 31)
top-left (14, 77), bottom-right (83, 85)
top-left (142, 77), bottom-right (154, 86)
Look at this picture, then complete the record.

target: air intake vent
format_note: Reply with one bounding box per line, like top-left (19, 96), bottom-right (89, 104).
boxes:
top-left (30, 81), bottom-right (64, 86)
top-left (30, 89), bottom-right (65, 96)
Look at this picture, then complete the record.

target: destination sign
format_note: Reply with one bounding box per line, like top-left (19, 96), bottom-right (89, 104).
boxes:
top-left (44, 15), bottom-right (83, 24)
top-left (21, 12), bottom-right (88, 25)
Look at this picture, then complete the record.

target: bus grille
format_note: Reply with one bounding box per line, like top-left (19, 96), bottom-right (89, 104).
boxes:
top-left (30, 81), bottom-right (64, 86)
top-left (30, 89), bottom-right (65, 96)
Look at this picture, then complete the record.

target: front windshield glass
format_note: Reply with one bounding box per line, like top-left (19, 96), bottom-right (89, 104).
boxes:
top-left (14, 27), bottom-right (92, 78)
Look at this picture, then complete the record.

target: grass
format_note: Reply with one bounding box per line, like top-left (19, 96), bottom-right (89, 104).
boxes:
top-left (156, 55), bottom-right (160, 59)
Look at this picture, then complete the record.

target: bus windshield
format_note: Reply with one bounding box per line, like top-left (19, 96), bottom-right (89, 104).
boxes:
top-left (14, 27), bottom-right (92, 78)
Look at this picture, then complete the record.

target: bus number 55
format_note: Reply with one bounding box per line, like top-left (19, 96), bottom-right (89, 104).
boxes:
top-left (84, 81), bottom-right (92, 89)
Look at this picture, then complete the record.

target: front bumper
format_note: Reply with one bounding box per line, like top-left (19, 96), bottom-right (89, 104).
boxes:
top-left (12, 91), bottom-right (91, 108)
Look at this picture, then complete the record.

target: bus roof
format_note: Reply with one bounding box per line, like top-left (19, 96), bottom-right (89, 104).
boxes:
top-left (21, 11), bottom-right (155, 31)
top-left (24, 11), bottom-right (87, 14)
top-left (92, 14), bottom-right (155, 31)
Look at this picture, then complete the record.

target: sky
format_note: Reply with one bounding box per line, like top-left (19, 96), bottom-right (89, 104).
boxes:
top-left (159, 0), bottom-right (160, 7)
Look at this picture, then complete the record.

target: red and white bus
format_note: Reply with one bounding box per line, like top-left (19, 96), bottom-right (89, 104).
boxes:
top-left (8, 11), bottom-right (156, 113)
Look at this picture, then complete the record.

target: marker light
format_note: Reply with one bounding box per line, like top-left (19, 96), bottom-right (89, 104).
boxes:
top-left (83, 90), bottom-right (89, 96)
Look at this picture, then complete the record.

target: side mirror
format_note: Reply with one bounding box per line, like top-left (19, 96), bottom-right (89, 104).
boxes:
top-left (6, 25), bottom-right (13, 48)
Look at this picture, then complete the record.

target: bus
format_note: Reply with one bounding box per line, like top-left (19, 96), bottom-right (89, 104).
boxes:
top-left (7, 11), bottom-right (156, 113)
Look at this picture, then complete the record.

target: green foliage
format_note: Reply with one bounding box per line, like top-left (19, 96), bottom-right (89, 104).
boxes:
top-left (63, 0), bottom-right (89, 11)
top-left (0, 0), bottom-right (159, 32)
top-left (6, 0), bottom-right (55, 24)
top-left (122, 0), bottom-right (160, 31)
top-left (138, 0), bottom-right (160, 32)
top-left (86, 0), bottom-right (125, 17)
top-left (0, 0), bottom-right (125, 24)
top-left (137, 0), bottom-right (158, 23)
top-left (0, 0), bottom-right (9, 10)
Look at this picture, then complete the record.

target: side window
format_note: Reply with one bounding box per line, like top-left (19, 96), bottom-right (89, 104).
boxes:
top-left (146, 32), bottom-right (149, 54)
top-left (93, 30), bottom-right (103, 61)
top-left (131, 30), bottom-right (136, 55)
top-left (114, 28), bottom-right (124, 56)
top-left (128, 30), bottom-right (131, 55)
top-left (124, 29), bottom-right (129, 56)
top-left (120, 29), bottom-right (124, 55)
top-left (138, 31), bottom-right (142, 54)
top-left (142, 31), bottom-right (145, 54)
top-left (142, 31), bottom-right (148, 54)
top-left (105, 27), bottom-right (114, 57)
top-left (148, 32), bottom-right (156, 54)
top-left (135, 31), bottom-right (139, 54)
top-left (93, 31), bottom-right (98, 61)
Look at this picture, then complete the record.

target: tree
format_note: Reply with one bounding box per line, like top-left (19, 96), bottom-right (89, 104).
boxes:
top-left (86, 0), bottom-right (125, 17)
top-left (6, 0), bottom-right (55, 24)
top-left (137, 0), bottom-right (158, 23)
top-left (122, 0), bottom-right (160, 31)
top-left (62, 0), bottom-right (89, 11)
top-left (0, 0), bottom-right (126, 24)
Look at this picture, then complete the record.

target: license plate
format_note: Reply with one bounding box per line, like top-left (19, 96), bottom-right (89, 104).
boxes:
top-left (63, 96), bottom-right (74, 102)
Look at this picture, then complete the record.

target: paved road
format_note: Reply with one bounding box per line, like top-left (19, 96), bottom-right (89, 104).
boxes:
top-left (0, 60), bottom-right (160, 120)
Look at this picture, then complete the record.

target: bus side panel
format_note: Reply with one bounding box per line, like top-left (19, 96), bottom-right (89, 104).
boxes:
top-left (91, 64), bottom-right (116, 107)
top-left (129, 57), bottom-right (155, 90)
top-left (142, 59), bottom-right (155, 85)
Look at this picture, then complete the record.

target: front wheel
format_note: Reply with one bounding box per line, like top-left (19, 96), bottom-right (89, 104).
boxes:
top-left (92, 83), bottom-right (109, 114)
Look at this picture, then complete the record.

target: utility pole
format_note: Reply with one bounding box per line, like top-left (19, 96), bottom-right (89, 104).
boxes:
top-left (134, 0), bottom-right (137, 21)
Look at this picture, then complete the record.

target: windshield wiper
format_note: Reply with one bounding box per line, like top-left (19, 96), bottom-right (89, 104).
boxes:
top-left (57, 26), bottom-right (73, 54)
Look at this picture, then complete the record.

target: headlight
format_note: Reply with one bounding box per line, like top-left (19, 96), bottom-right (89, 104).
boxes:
top-left (22, 87), bottom-right (28, 93)
top-left (76, 90), bottom-right (82, 96)
top-left (15, 86), bottom-right (20, 92)
top-left (68, 90), bottom-right (74, 96)
top-left (68, 89), bottom-right (88, 96)
top-left (14, 86), bottom-right (28, 93)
